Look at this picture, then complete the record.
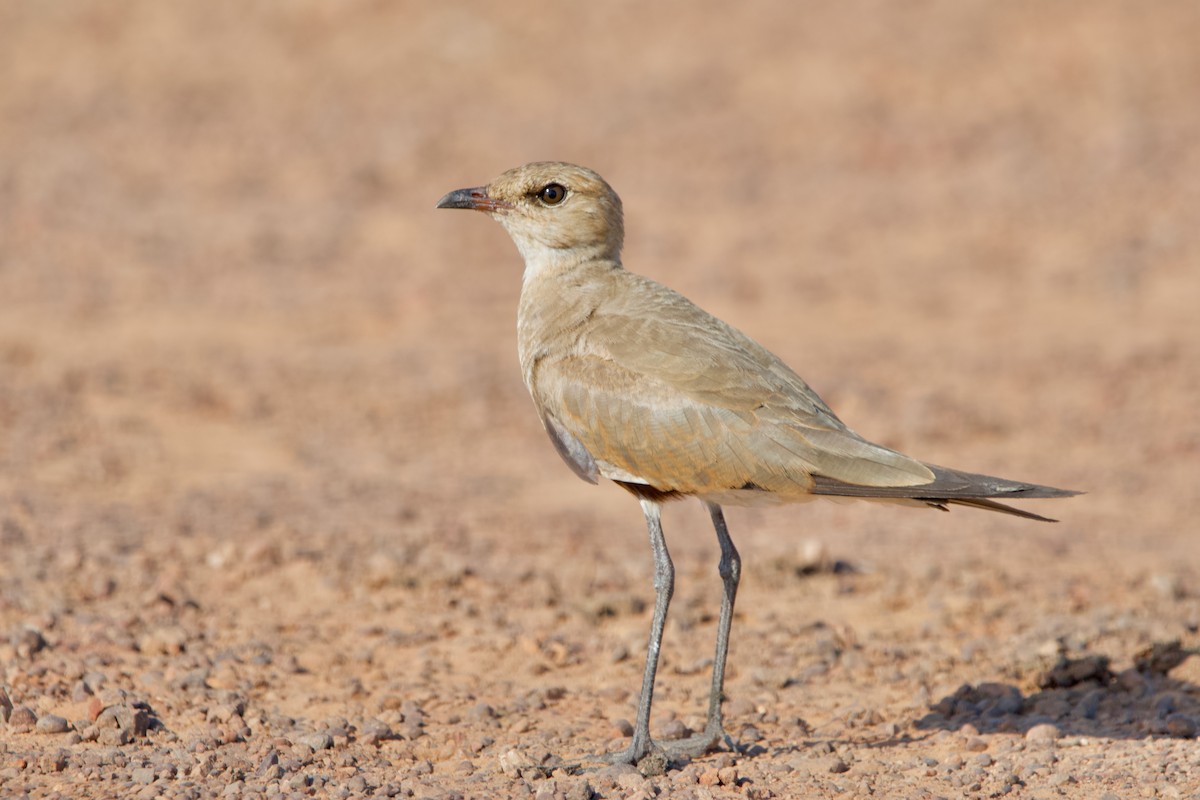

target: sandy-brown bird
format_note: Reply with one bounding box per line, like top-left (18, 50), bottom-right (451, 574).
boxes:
top-left (436, 162), bottom-right (1078, 767)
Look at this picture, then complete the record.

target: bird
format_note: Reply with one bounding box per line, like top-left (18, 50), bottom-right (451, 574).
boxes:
top-left (436, 161), bottom-right (1078, 768)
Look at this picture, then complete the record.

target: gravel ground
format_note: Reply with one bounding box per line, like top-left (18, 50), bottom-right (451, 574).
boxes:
top-left (2, 3), bottom-right (1199, 798)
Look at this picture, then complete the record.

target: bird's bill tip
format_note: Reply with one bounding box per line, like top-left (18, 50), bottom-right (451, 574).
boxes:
top-left (435, 186), bottom-right (511, 212)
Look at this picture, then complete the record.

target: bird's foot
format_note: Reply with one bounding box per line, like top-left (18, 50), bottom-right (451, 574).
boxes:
top-left (588, 724), bottom-right (727, 775)
top-left (587, 736), bottom-right (669, 776)
top-left (660, 723), bottom-right (728, 761)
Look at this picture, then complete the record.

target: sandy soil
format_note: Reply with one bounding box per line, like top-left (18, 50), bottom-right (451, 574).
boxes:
top-left (2, 3), bottom-right (1199, 798)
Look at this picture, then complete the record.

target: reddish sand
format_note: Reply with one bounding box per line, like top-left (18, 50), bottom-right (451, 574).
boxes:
top-left (2, 4), bottom-right (1198, 798)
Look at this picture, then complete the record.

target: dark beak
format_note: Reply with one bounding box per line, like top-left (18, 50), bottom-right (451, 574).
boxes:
top-left (435, 186), bottom-right (511, 212)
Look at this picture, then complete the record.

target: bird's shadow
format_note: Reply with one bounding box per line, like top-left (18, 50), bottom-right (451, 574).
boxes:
top-left (911, 645), bottom-right (1200, 741)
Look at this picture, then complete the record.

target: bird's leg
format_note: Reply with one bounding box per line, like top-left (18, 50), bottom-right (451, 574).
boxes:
top-left (660, 501), bottom-right (741, 759)
top-left (595, 499), bottom-right (674, 767)
top-left (703, 502), bottom-right (740, 744)
top-left (597, 501), bottom-right (681, 767)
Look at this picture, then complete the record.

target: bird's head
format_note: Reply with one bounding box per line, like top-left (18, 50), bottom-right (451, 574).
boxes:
top-left (437, 162), bottom-right (624, 273)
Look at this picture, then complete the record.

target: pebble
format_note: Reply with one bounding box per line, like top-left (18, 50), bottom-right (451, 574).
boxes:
top-left (564, 778), bottom-right (593, 800)
top-left (36, 714), bottom-right (70, 734)
top-left (138, 626), bottom-right (188, 655)
top-left (616, 770), bottom-right (649, 791)
top-left (1025, 723), bottom-right (1061, 743)
top-left (8, 705), bottom-right (37, 731)
top-left (12, 626), bottom-right (48, 658)
top-left (466, 702), bottom-right (496, 721)
top-left (95, 703), bottom-right (150, 740)
top-left (1165, 713), bottom-right (1197, 738)
top-left (498, 749), bottom-right (536, 777)
top-left (255, 750), bottom-right (281, 777)
top-left (1038, 655), bottom-right (1112, 689)
top-left (37, 750), bottom-right (68, 773)
top-left (297, 732), bottom-right (333, 751)
top-left (659, 718), bottom-right (690, 740)
top-left (360, 719), bottom-right (393, 745)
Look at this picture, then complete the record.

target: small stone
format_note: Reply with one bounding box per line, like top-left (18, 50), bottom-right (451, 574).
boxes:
top-left (132, 767), bottom-right (155, 785)
top-left (1166, 713), bottom-right (1197, 739)
top-left (1048, 772), bottom-right (1075, 786)
top-left (974, 753), bottom-right (993, 767)
top-left (1037, 655), bottom-right (1111, 689)
top-left (12, 627), bottom-right (47, 658)
top-left (87, 697), bottom-right (105, 721)
top-left (499, 749), bottom-right (536, 777)
top-left (659, 718), bottom-right (690, 740)
top-left (8, 706), bottom-right (37, 731)
top-left (829, 758), bottom-right (849, 774)
top-left (467, 703), bottom-right (496, 721)
top-left (255, 751), bottom-right (280, 777)
top-left (95, 704), bottom-right (150, 738)
top-left (98, 726), bottom-right (133, 746)
top-left (399, 700), bottom-right (425, 724)
top-left (297, 733), bottom-right (333, 751)
top-left (1149, 575), bottom-right (1183, 601)
top-left (360, 719), bottom-right (393, 745)
top-left (0, 689), bottom-right (12, 723)
top-left (1135, 640), bottom-right (1190, 674)
top-left (37, 750), bottom-right (68, 772)
top-left (617, 770), bottom-right (649, 790)
top-left (564, 777), bottom-right (594, 800)
top-left (611, 718), bottom-right (634, 738)
top-left (965, 736), bottom-right (988, 752)
top-left (138, 626), bottom-right (188, 655)
top-left (1025, 723), bottom-right (1061, 743)
top-left (35, 714), bottom-right (70, 734)
top-left (206, 700), bottom-right (247, 724)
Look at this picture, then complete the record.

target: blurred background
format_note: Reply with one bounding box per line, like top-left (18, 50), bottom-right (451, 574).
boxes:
top-left (2, 1), bottom-right (1195, 566)
top-left (1, 2), bottom-right (1198, 791)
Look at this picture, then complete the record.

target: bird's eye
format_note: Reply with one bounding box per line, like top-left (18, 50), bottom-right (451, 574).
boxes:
top-left (538, 183), bottom-right (567, 205)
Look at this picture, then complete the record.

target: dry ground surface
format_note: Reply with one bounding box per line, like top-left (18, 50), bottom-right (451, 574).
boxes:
top-left (2, 3), bottom-right (1199, 799)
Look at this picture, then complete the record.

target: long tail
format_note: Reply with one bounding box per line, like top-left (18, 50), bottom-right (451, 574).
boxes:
top-left (809, 464), bottom-right (1081, 522)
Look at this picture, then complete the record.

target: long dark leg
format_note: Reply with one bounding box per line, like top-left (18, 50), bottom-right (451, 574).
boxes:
top-left (659, 501), bottom-right (741, 759)
top-left (598, 498), bottom-right (673, 765)
top-left (701, 501), bottom-right (740, 742)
